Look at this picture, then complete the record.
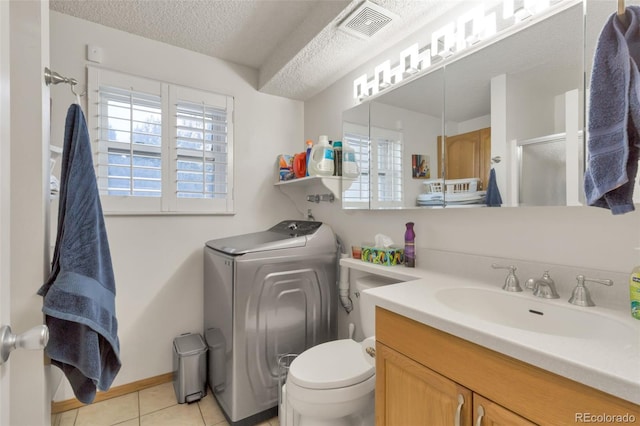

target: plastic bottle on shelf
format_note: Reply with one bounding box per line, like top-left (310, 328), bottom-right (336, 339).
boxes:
top-left (404, 222), bottom-right (415, 268)
top-left (308, 135), bottom-right (334, 176)
top-left (342, 141), bottom-right (359, 178)
top-left (333, 141), bottom-right (342, 176)
top-left (305, 140), bottom-right (313, 177)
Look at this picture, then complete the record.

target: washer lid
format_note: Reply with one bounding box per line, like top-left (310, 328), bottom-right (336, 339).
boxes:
top-left (205, 220), bottom-right (323, 255)
top-left (288, 340), bottom-right (374, 390)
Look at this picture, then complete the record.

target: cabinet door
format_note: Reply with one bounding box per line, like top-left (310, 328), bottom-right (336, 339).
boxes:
top-left (473, 395), bottom-right (537, 426)
top-left (376, 343), bottom-right (473, 426)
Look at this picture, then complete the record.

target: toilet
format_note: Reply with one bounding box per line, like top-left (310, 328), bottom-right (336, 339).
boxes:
top-left (284, 274), bottom-right (399, 426)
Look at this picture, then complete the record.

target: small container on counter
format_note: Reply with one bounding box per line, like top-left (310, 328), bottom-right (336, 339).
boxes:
top-left (351, 245), bottom-right (362, 260)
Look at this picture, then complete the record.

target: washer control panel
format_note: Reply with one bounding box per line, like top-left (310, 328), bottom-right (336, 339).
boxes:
top-left (269, 220), bottom-right (322, 236)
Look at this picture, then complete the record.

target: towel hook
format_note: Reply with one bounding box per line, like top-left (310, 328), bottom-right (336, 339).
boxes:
top-left (70, 83), bottom-right (86, 98)
top-left (44, 67), bottom-right (86, 98)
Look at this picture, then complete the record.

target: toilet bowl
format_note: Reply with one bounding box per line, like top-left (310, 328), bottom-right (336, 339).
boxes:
top-left (284, 274), bottom-right (399, 426)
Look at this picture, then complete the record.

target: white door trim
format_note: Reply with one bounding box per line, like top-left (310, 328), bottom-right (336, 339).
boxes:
top-left (0, 0), bottom-right (12, 421)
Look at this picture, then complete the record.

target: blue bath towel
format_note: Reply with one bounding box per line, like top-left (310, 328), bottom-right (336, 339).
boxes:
top-left (485, 168), bottom-right (502, 207)
top-left (584, 6), bottom-right (640, 214)
top-left (38, 104), bottom-right (121, 404)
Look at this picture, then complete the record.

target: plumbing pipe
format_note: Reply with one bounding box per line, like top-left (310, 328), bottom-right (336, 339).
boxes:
top-left (339, 253), bottom-right (353, 313)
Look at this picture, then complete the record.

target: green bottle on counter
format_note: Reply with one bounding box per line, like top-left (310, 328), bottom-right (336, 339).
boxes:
top-left (631, 265), bottom-right (640, 320)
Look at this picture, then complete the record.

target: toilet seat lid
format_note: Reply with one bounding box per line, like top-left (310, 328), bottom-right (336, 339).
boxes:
top-left (288, 339), bottom-right (374, 390)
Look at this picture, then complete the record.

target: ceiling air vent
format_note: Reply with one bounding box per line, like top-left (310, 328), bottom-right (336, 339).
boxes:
top-left (338, 1), bottom-right (397, 40)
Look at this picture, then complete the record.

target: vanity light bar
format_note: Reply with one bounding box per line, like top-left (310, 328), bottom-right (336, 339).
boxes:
top-left (353, 45), bottom-right (432, 100)
top-left (353, 0), bottom-right (558, 100)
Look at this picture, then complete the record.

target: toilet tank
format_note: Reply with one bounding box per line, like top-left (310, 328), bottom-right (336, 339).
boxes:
top-left (355, 274), bottom-right (401, 337)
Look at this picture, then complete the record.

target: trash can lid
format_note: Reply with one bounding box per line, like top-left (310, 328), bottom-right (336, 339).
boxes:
top-left (174, 333), bottom-right (206, 356)
top-left (205, 328), bottom-right (225, 349)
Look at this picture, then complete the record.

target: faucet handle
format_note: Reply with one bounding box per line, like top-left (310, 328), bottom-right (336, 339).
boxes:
top-left (491, 263), bottom-right (522, 292)
top-left (568, 275), bottom-right (613, 307)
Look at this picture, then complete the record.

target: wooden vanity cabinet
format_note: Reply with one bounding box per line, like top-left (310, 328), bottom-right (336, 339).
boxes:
top-left (376, 343), bottom-right (533, 426)
top-left (473, 395), bottom-right (536, 426)
top-left (376, 343), bottom-right (472, 425)
top-left (375, 307), bottom-right (640, 426)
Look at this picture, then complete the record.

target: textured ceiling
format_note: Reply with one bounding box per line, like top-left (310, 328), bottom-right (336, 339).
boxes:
top-left (49, 0), bottom-right (461, 100)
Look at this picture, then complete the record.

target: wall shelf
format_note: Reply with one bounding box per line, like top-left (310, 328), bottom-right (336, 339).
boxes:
top-left (274, 176), bottom-right (343, 198)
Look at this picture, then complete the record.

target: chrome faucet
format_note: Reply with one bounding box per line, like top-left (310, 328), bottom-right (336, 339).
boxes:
top-left (491, 264), bottom-right (522, 292)
top-left (525, 271), bottom-right (560, 299)
top-left (568, 275), bottom-right (613, 307)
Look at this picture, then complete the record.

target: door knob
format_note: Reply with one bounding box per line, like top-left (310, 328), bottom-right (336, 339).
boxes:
top-left (0, 324), bottom-right (49, 365)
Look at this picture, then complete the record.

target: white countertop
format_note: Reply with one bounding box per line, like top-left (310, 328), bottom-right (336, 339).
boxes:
top-left (342, 258), bottom-right (640, 405)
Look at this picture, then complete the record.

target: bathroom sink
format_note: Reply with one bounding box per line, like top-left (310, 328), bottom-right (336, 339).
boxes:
top-left (435, 287), bottom-right (634, 342)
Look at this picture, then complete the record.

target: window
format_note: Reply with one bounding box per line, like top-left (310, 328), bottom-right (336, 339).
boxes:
top-left (98, 87), bottom-right (163, 199)
top-left (372, 129), bottom-right (403, 208)
top-left (342, 123), bottom-right (370, 208)
top-left (342, 122), bottom-right (403, 208)
top-left (88, 67), bottom-right (234, 214)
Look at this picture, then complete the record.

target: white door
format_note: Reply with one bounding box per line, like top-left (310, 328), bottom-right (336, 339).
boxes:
top-left (0, 0), bottom-right (12, 424)
top-left (1, 1), bottom-right (52, 425)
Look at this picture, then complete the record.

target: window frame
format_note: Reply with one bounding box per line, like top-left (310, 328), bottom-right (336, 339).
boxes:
top-left (87, 66), bottom-right (234, 215)
top-left (371, 126), bottom-right (404, 209)
top-left (342, 122), bottom-right (370, 209)
top-left (342, 122), bottom-right (404, 209)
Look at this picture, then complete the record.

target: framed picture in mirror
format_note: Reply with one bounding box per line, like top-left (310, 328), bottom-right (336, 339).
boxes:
top-left (412, 154), bottom-right (431, 179)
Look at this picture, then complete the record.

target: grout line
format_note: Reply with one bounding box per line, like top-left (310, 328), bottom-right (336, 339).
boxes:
top-left (137, 390), bottom-right (141, 426)
top-left (197, 399), bottom-right (206, 426)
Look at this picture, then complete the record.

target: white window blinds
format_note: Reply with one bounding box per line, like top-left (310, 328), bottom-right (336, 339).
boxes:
top-left (342, 122), bottom-right (403, 209)
top-left (175, 102), bottom-right (228, 199)
top-left (98, 87), bottom-right (163, 197)
top-left (88, 66), bottom-right (234, 214)
top-left (375, 135), bottom-right (403, 205)
top-left (170, 85), bottom-right (233, 213)
top-left (343, 128), bottom-right (370, 208)
top-left (371, 127), bottom-right (403, 208)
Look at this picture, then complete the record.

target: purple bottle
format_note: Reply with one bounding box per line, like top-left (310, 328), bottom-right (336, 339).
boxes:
top-left (404, 222), bottom-right (415, 267)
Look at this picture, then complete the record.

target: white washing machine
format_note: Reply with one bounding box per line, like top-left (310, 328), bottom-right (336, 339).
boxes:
top-left (204, 220), bottom-right (338, 426)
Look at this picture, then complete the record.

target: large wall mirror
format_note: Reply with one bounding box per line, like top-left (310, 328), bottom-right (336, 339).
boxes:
top-left (342, 0), bottom-right (591, 210)
top-left (365, 69), bottom-right (444, 209)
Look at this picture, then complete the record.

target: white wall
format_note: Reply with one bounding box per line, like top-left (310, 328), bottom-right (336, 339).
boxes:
top-left (305, 4), bottom-right (640, 339)
top-left (49, 12), bottom-right (302, 401)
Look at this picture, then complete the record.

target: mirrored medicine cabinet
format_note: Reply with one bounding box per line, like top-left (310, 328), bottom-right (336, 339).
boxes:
top-left (341, 0), bottom-right (615, 210)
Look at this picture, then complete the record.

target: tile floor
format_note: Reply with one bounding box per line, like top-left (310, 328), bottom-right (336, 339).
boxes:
top-left (50, 382), bottom-right (280, 426)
